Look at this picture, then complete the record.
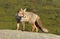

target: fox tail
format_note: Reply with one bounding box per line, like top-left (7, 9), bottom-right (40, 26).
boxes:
top-left (36, 17), bottom-right (49, 33)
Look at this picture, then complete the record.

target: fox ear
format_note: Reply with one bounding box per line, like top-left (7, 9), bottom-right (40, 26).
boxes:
top-left (24, 8), bottom-right (27, 12)
top-left (21, 8), bottom-right (23, 11)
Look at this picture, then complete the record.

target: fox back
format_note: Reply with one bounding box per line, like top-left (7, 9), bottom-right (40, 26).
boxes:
top-left (21, 12), bottom-right (39, 23)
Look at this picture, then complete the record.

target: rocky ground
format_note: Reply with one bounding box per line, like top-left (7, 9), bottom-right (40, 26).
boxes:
top-left (0, 30), bottom-right (60, 39)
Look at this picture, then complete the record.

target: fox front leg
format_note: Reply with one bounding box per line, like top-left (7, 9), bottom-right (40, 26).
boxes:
top-left (16, 23), bottom-right (20, 30)
top-left (16, 22), bottom-right (25, 31)
top-left (22, 22), bottom-right (25, 31)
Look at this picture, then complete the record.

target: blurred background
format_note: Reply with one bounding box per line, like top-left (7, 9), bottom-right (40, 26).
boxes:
top-left (0, 0), bottom-right (60, 35)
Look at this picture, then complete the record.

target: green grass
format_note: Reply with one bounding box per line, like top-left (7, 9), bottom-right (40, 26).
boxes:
top-left (0, 0), bottom-right (60, 35)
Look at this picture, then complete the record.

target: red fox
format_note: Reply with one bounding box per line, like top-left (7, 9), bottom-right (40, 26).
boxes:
top-left (15, 8), bottom-right (48, 33)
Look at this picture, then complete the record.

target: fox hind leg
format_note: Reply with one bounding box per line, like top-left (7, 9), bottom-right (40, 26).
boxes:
top-left (31, 23), bottom-right (38, 32)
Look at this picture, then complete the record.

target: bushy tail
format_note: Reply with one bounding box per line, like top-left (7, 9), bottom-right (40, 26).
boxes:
top-left (36, 17), bottom-right (48, 33)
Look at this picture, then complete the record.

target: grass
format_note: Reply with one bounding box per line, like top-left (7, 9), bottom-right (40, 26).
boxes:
top-left (0, 0), bottom-right (60, 35)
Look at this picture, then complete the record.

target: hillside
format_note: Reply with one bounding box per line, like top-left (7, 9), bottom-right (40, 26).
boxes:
top-left (0, 0), bottom-right (60, 35)
top-left (0, 30), bottom-right (60, 39)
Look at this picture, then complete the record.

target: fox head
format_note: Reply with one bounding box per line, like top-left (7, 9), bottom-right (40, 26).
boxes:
top-left (17, 8), bottom-right (26, 17)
